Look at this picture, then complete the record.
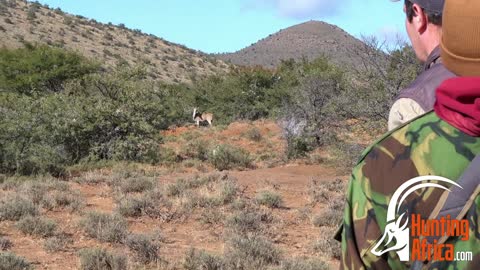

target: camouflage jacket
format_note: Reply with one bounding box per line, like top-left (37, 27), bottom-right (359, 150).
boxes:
top-left (338, 111), bottom-right (480, 270)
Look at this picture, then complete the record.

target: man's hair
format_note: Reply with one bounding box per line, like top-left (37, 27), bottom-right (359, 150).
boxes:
top-left (405, 0), bottom-right (442, 26)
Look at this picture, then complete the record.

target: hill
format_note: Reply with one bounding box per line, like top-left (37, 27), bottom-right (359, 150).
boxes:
top-left (0, 0), bottom-right (230, 84)
top-left (215, 20), bottom-right (369, 69)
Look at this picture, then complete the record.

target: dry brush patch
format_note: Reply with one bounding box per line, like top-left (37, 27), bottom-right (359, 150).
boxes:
top-left (80, 212), bottom-right (128, 243)
top-left (0, 237), bottom-right (12, 251)
top-left (0, 252), bottom-right (32, 270)
top-left (307, 178), bottom-right (346, 261)
top-left (0, 195), bottom-right (39, 221)
top-left (16, 216), bottom-right (57, 238)
top-left (78, 248), bottom-right (128, 270)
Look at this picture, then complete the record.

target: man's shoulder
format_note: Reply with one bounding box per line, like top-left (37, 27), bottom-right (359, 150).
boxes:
top-left (358, 112), bottom-right (441, 164)
top-left (355, 111), bottom-right (480, 183)
top-left (395, 62), bottom-right (456, 111)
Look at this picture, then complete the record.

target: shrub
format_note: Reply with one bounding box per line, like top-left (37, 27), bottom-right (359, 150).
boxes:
top-left (276, 259), bottom-right (329, 270)
top-left (0, 196), bottom-right (38, 221)
top-left (243, 127), bottom-right (262, 142)
top-left (0, 45), bottom-right (98, 95)
top-left (218, 179), bottom-right (238, 204)
top-left (226, 209), bottom-right (272, 234)
top-left (209, 144), bottom-right (253, 171)
top-left (313, 237), bottom-right (341, 260)
top-left (165, 174), bottom-right (220, 197)
top-left (118, 177), bottom-right (155, 193)
top-left (285, 136), bottom-right (315, 159)
top-left (50, 190), bottom-right (85, 212)
top-left (159, 147), bottom-right (181, 165)
top-left (116, 195), bottom-right (157, 218)
top-left (79, 248), bottom-right (127, 270)
top-left (255, 191), bottom-right (283, 208)
top-left (44, 234), bottom-right (72, 252)
top-left (312, 208), bottom-right (343, 228)
top-left (181, 139), bottom-right (210, 161)
top-left (16, 216), bottom-right (57, 237)
top-left (27, 9), bottom-right (36, 21)
top-left (80, 212), bottom-right (128, 243)
top-left (125, 234), bottom-right (160, 264)
top-left (0, 237), bottom-right (12, 251)
top-left (279, 57), bottom-right (346, 159)
top-left (0, 252), bottom-right (31, 270)
top-left (308, 179), bottom-right (345, 205)
top-left (199, 209), bottom-right (224, 225)
top-left (1, 59), bottom-right (186, 175)
top-left (224, 235), bottom-right (281, 269)
top-left (183, 249), bottom-right (223, 270)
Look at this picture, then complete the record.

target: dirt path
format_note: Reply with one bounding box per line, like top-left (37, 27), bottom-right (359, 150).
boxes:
top-left (231, 164), bottom-right (339, 208)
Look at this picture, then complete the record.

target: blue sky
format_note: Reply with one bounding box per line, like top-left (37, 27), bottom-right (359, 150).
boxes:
top-left (35, 0), bottom-right (408, 54)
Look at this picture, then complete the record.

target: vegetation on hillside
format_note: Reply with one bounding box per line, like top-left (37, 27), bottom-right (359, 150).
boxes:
top-left (0, 38), bottom-right (419, 176)
top-left (0, 0), bottom-right (229, 84)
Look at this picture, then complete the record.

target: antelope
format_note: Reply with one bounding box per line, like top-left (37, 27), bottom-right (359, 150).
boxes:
top-left (193, 108), bottom-right (213, 127)
top-left (370, 175), bottom-right (461, 261)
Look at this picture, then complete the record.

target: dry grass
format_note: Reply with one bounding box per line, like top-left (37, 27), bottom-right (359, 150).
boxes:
top-left (0, 237), bottom-right (12, 251)
top-left (80, 212), bottom-right (128, 243)
top-left (255, 190), bottom-right (283, 208)
top-left (78, 248), bottom-right (128, 270)
top-left (125, 233), bottom-right (161, 264)
top-left (0, 195), bottom-right (39, 221)
top-left (0, 252), bottom-right (32, 270)
top-left (16, 216), bottom-right (57, 238)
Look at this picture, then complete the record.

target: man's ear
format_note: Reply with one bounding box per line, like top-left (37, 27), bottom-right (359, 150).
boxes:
top-left (412, 3), bottom-right (428, 34)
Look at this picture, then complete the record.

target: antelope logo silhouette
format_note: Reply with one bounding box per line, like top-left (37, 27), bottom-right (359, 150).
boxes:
top-left (371, 176), bottom-right (461, 261)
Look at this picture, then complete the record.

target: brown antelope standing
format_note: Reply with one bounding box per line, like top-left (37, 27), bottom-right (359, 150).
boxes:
top-left (193, 108), bottom-right (213, 127)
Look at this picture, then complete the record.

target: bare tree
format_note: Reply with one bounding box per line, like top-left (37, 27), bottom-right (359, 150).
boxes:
top-left (344, 35), bottom-right (421, 121)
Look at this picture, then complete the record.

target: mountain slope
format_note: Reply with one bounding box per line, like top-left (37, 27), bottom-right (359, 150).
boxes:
top-left (215, 20), bottom-right (368, 69)
top-left (0, 0), bottom-right (230, 83)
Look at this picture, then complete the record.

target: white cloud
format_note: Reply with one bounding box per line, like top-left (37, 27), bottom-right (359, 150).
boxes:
top-left (243, 0), bottom-right (345, 19)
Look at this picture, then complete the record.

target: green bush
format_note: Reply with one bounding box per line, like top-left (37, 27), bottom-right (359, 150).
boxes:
top-left (224, 235), bottom-right (281, 269)
top-left (0, 66), bottom-right (175, 175)
top-left (0, 45), bottom-right (98, 95)
top-left (191, 66), bottom-right (289, 124)
top-left (80, 212), bottom-right (128, 243)
top-left (0, 196), bottom-right (38, 221)
top-left (209, 144), bottom-right (253, 171)
top-left (0, 252), bottom-right (32, 270)
top-left (183, 249), bottom-right (223, 270)
top-left (118, 177), bottom-right (155, 193)
top-left (181, 139), bottom-right (210, 161)
top-left (255, 191), bottom-right (283, 208)
top-left (226, 209), bottom-right (272, 234)
top-left (125, 234), bottom-right (160, 264)
top-left (16, 216), bottom-right (57, 237)
top-left (243, 127), bottom-right (263, 142)
top-left (79, 248), bottom-right (127, 270)
top-left (44, 234), bottom-right (72, 252)
top-left (116, 195), bottom-right (158, 218)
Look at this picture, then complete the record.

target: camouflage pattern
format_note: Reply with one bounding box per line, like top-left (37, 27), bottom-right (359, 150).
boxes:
top-left (339, 111), bottom-right (480, 270)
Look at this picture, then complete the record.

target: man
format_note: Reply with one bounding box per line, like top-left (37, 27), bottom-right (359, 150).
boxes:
top-left (388, 0), bottom-right (455, 131)
top-left (337, 0), bottom-right (480, 269)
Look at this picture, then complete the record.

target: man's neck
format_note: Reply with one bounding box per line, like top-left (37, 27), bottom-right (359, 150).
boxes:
top-left (422, 27), bottom-right (442, 61)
